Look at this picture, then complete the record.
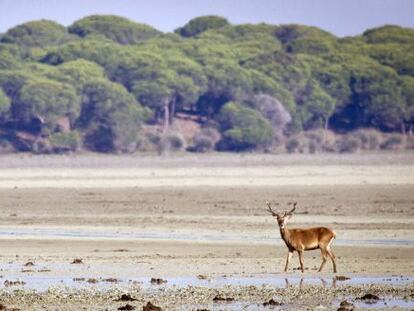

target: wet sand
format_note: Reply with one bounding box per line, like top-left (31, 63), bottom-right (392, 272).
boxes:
top-left (0, 153), bottom-right (413, 310)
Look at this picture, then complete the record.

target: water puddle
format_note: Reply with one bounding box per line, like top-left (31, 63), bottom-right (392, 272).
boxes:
top-left (0, 227), bottom-right (412, 246)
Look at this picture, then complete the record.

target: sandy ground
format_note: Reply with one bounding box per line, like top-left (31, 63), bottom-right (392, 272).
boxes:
top-left (0, 153), bottom-right (413, 310)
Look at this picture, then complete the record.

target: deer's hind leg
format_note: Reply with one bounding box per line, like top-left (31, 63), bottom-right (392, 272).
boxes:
top-left (318, 246), bottom-right (329, 272)
top-left (326, 237), bottom-right (337, 273)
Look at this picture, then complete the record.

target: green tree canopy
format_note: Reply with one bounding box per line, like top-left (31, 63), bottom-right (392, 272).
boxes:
top-left (1, 20), bottom-right (71, 47)
top-left (0, 88), bottom-right (11, 120)
top-left (79, 79), bottom-right (150, 152)
top-left (329, 56), bottom-right (406, 132)
top-left (13, 78), bottom-right (79, 126)
top-left (368, 44), bottom-right (414, 76)
top-left (0, 70), bottom-right (34, 99)
top-left (295, 79), bottom-right (336, 130)
top-left (363, 25), bottom-right (414, 45)
top-left (1, 15), bottom-right (414, 153)
top-left (40, 37), bottom-right (125, 68)
top-left (196, 58), bottom-right (254, 117)
top-left (55, 59), bottom-right (106, 91)
top-left (0, 45), bottom-right (22, 70)
top-left (69, 15), bottom-right (161, 44)
top-left (175, 15), bottom-right (230, 37)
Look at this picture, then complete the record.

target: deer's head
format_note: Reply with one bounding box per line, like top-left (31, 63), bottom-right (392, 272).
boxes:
top-left (266, 201), bottom-right (297, 228)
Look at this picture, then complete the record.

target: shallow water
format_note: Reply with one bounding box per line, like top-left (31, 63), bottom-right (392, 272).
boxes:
top-left (0, 273), bottom-right (412, 292)
top-left (190, 298), bottom-right (414, 311)
top-left (0, 227), bottom-right (412, 246)
top-left (190, 297), bottom-right (414, 311)
top-left (336, 297), bottom-right (414, 309)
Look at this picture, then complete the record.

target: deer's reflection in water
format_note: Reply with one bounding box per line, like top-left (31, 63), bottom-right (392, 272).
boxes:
top-left (284, 277), bottom-right (337, 289)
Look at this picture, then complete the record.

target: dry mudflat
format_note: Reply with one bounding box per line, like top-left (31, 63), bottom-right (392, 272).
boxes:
top-left (0, 152), bottom-right (413, 310)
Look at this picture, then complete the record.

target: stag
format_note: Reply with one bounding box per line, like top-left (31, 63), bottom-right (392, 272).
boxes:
top-left (266, 201), bottom-right (337, 273)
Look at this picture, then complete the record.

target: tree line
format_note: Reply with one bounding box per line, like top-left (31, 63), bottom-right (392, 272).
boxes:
top-left (0, 15), bottom-right (413, 153)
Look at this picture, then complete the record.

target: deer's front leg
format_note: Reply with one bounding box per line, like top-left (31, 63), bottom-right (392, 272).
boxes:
top-left (284, 251), bottom-right (293, 272)
top-left (298, 250), bottom-right (305, 273)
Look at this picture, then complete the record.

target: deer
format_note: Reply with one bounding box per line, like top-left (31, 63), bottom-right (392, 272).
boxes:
top-left (266, 201), bottom-right (337, 273)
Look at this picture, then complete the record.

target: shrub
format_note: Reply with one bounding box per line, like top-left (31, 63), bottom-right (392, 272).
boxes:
top-left (304, 129), bottom-right (325, 153)
top-left (304, 129), bottom-right (324, 145)
top-left (146, 131), bottom-right (162, 146)
top-left (271, 132), bottom-right (286, 150)
top-left (406, 136), bottom-right (414, 150)
top-left (50, 131), bottom-right (81, 152)
top-left (191, 135), bottom-right (215, 152)
top-left (0, 138), bottom-right (15, 154)
top-left (287, 129), bottom-right (336, 153)
top-left (189, 127), bottom-right (221, 153)
top-left (217, 101), bottom-right (273, 151)
top-left (352, 129), bottom-right (381, 150)
top-left (166, 132), bottom-right (186, 151)
top-left (380, 134), bottom-right (405, 150)
top-left (336, 136), bottom-right (360, 153)
top-left (135, 131), bottom-right (160, 152)
top-left (320, 131), bottom-right (337, 152)
top-left (308, 139), bottom-right (318, 154)
top-left (156, 131), bottom-right (186, 155)
top-left (250, 94), bottom-right (292, 133)
top-left (32, 138), bottom-right (53, 154)
top-left (286, 137), bottom-right (300, 153)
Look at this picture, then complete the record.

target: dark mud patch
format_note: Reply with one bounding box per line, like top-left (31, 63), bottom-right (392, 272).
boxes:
top-left (357, 293), bottom-right (380, 302)
top-left (335, 275), bottom-right (351, 281)
top-left (337, 300), bottom-right (354, 311)
top-left (142, 302), bottom-right (162, 311)
top-left (3, 280), bottom-right (26, 287)
top-left (118, 304), bottom-right (135, 311)
top-left (115, 294), bottom-right (137, 302)
top-left (150, 278), bottom-right (167, 285)
top-left (213, 295), bottom-right (234, 302)
top-left (263, 298), bottom-right (282, 306)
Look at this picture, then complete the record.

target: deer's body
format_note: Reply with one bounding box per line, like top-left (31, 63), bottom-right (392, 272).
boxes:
top-left (280, 227), bottom-right (336, 251)
top-left (267, 202), bottom-right (337, 273)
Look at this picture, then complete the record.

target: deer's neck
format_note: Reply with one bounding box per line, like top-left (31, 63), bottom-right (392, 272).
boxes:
top-left (279, 226), bottom-right (292, 247)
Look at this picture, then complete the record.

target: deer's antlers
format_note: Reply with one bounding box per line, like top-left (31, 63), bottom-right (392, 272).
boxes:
top-left (265, 200), bottom-right (278, 216)
top-left (266, 201), bottom-right (298, 216)
top-left (286, 202), bottom-right (297, 215)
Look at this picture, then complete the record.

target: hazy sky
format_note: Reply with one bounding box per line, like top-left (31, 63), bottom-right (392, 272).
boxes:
top-left (0, 0), bottom-right (413, 37)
